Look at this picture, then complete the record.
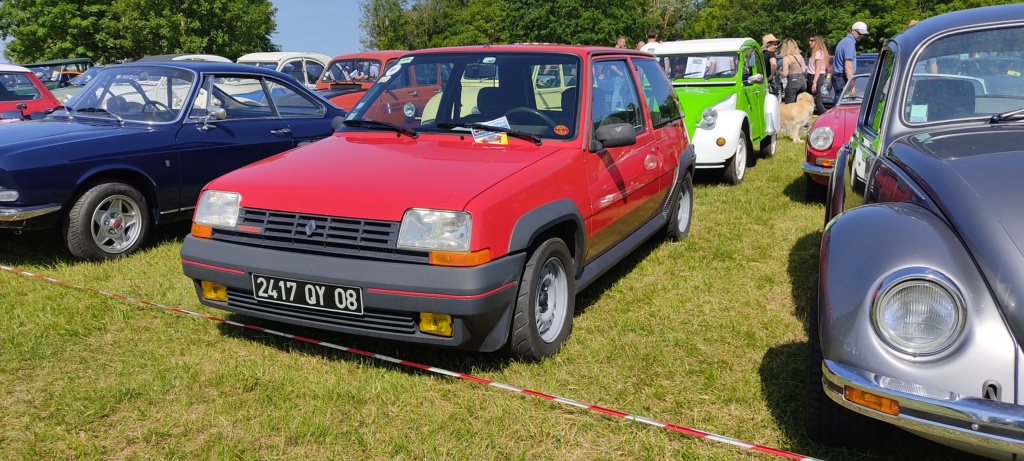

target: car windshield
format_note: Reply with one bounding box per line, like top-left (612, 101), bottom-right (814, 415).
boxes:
top-left (906, 26), bottom-right (1024, 124)
top-left (241, 62), bottom-right (278, 70)
top-left (68, 66), bottom-right (102, 86)
top-left (64, 65), bottom-right (196, 123)
top-left (343, 52), bottom-right (580, 140)
top-left (655, 53), bottom-right (738, 80)
top-left (838, 75), bottom-right (869, 105)
top-left (321, 58), bottom-right (383, 84)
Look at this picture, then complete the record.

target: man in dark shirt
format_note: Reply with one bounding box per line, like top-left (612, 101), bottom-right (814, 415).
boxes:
top-left (762, 34), bottom-right (780, 95)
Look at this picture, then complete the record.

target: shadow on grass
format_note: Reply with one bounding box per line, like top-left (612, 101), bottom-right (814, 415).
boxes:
top-left (0, 221), bottom-right (192, 267)
top-left (782, 174), bottom-right (809, 204)
top-left (215, 233), bottom-right (664, 376)
top-left (759, 341), bottom-right (990, 461)
top-left (786, 230), bottom-right (822, 323)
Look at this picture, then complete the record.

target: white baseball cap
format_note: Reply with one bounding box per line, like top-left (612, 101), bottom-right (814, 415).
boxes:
top-left (852, 21), bottom-right (869, 34)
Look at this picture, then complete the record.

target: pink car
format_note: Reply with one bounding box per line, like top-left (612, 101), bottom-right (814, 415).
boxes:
top-left (802, 74), bottom-right (868, 201)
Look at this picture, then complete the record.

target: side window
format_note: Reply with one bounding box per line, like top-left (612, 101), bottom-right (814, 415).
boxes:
top-left (742, 46), bottom-right (759, 79)
top-left (592, 60), bottom-right (644, 133)
top-left (201, 75), bottom-right (273, 119)
top-left (633, 59), bottom-right (683, 128)
top-left (282, 60), bottom-right (305, 83)
top-left (0, 74), bottom-right (41, 101)
top-left (413, 63), bottom-right (439, 86)
top-left (862, 50), bottom-right (895, 136)
top-left (305, 60), bottom-right (324, 86)
top-left (535, 64), bottom-right (561, 88)
top-left (389, 64), bottom-right (412, 88)
top-left (266, 79), bottom-right (322, 117)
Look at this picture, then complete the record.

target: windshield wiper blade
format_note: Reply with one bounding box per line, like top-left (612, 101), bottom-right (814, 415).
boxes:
top-left (436, 122), bottom-right (542, 146)
top-left (990, 108), bottom-right (1024, 123)
top-left (342, 118), bottom-right (418, 138)
top-left (75, 106), bottom-right (124, 124)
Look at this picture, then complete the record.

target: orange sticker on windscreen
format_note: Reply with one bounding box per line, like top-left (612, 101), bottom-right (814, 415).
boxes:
top-left (554, 125), bottom-right (569, 135)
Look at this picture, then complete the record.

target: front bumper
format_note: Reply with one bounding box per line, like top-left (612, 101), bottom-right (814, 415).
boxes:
top-left (0, 203), bottom-right (62, 229)
top-left (180, 235), bottom-right (526, 352)
top-left (823, 359), bottom-right (1024, 455)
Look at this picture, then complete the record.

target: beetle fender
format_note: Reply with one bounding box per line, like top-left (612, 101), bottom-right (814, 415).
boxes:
top-left (820, 202), bottom-right (1016, 400)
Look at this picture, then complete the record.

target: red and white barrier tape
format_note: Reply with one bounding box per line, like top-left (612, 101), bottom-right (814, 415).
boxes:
top-left (1, 264), bottom-right (821, 461)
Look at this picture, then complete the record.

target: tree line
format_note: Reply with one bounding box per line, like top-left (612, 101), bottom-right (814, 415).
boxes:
top-left (360, 0), bottom-right (1019, 54)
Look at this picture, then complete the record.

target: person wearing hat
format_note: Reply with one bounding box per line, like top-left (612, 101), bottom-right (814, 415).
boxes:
top-left (832, 21), bottom-right (869, 101)
top-left (762, 34), bottom-right (780, 78)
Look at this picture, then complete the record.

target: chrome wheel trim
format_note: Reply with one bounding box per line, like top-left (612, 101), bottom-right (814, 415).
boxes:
top-left (91, 194), bottom-right (142, 254)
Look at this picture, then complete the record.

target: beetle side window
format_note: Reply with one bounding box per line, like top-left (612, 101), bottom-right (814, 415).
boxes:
top-left (593, 60), bottom-right (644, 133)
top-left (633, 58), bottom-right (683, 128)
top-left (861, 50), bottom-right (895, 137)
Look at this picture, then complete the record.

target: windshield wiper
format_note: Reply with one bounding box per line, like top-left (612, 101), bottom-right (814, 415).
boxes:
top-left (342, 118), bottom-right (418, 139)
top-left (436, 122), bottom-right (542, 146)
top-left (74, 106), bottom-right (124, 124)
top-left (990, 108), bottom-right (1024, 124)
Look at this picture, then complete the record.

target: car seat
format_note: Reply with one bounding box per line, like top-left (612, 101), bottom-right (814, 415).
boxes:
top-left (466, 87), bottom-right (511, 123)
top-left (911, 78), bottom-right (976, 122)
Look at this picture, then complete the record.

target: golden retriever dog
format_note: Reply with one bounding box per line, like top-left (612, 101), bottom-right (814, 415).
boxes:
top-left (779, 92), bottom-right (815, 142)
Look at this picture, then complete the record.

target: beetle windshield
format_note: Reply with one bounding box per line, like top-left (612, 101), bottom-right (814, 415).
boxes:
top-left (906, 26), bottom-right (1024, 124)
top-left (838, 74), bottom-right (869, 105)
top-left (64, 66), bottom-right (195, 123)
top-left (343, 52), bottom-right (581, 140)
top-left (655, 53), bottom-right (738, 80)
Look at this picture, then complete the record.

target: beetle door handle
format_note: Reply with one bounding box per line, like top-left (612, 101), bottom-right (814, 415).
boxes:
top-left (270, 128), bottom-right (291, 135)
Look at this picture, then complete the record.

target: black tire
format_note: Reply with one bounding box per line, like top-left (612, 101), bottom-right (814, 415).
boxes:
top-left (760, 133), bottom-right (777, 158)
top-left (63, 182), bottom-right (151, 260)
top-left (509, 238), bottom-right (576, 361)
top-left (664, 172), bottom-right (693, 242)
top-left (723, 132), bottom-right (748, 185)
top-left (805, 281), bottom-right (885, 445)
top-left (803, 173), bottom-right (827, 203)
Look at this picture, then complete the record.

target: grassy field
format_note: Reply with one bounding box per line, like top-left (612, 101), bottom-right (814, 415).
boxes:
top-left (0, 140), bottom-right (985, 460)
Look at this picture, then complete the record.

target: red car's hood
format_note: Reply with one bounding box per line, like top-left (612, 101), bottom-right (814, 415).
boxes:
top-left (206, 132), bottom-right (566, 221)
top-left (816, 103), bottom-right (860, 147)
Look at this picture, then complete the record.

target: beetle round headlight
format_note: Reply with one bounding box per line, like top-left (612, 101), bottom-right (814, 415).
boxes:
top-left (872, 268), bottom-right (965, 356)
top-left (701, 107), bottom-right (718, 125)
top-left (808, 126), bottom-right (834, 150)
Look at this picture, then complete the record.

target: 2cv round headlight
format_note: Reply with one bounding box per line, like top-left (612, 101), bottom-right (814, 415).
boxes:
top-left (872, 268), bottom-right (966, 357)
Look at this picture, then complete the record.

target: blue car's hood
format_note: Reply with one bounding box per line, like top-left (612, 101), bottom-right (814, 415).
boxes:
top-left (0, 116), bottom-right (157, 156)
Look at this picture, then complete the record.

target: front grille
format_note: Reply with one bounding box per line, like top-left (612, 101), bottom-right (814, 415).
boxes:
top-left (213, 208), bottom-right (429, 263)
top-left (227, 288), bottom-right (418, 335)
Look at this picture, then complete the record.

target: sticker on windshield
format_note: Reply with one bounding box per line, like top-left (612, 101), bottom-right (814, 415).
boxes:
top-left (398, 57), bottom-right (414, 64)
top-left (482, 57), bottom-right (497, 64)
top-left (554, 125), bottom-right (569, 136)
top-left (385, 65), bottom-right (401, 77)
top-left (472, 116), bottom-right (509, 144)
top-left (910, 105), bottom-right (928, 123)
top-left (378, 75), bottom-right (391, 83)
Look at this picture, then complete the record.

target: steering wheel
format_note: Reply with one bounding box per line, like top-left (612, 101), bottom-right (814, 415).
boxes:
top-left (141, 100), bottom-right (174, 120)
top-left (504, 107), bottom-right (556, 127)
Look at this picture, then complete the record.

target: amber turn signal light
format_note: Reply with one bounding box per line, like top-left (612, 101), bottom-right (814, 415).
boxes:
top-left (429, 249), bottom-right (491, 267)
top-left (191, 223), bottom-right (213, 238)
top-left (845, 386), bottom-right (900, 416)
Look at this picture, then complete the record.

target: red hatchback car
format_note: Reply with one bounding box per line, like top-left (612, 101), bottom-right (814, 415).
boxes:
top-left (802, 74), bottom-right (868, 201)
top-left (181, 44), bottom-right (694, 360)
top-left (0, 64), bottom-right (61, 120)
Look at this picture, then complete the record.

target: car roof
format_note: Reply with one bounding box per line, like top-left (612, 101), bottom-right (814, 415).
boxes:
top-left (134, 54), bottom-right (232, 63)
top-left (893, 3), bottom-right (1024, 54)
top-left (21, 57), bottom-right (93, 66)
top-left (327, 50), bottom-right (408, 61)
top-left (237, 52), bottom-right (331, 64)
top-left (113, 61), bottom-right (296, 76)
top-left (646, 38), bottom-right (756, 55)
top-left (0, 63), bottom-right (33, 73)
top-left (398, 43), bottom-right (651, 57)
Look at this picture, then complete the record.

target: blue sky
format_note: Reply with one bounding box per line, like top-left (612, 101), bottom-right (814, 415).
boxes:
top-left (0, 0), bottom-right (365, 63)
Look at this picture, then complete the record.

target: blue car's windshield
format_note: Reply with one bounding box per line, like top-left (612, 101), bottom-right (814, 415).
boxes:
top-left (64, 66), bottom-right (196, 123)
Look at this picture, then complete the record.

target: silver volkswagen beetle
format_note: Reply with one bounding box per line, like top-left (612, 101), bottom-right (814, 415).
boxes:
top-left (807, 4), bottom-right (1024, 459)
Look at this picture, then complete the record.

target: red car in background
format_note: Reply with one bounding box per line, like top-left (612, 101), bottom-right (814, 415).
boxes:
top-left (0, 63), bottom-right (61, 120)
top-left (315, 50), bottom-right (406, 111)
top-left (802, 74), bottom-right (868, 201)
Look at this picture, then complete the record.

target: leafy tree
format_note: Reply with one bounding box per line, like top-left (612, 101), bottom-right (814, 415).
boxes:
top-left (0, 0), bottom-right (278, 63)
top-left (360, 0), bottom-right (411, 51)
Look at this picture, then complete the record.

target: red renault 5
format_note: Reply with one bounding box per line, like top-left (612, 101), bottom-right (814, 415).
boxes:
top-left (181, 45), bottom-right (694, 360)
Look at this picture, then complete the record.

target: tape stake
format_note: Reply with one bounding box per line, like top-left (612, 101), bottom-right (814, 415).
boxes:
top-left (0, 264), bottom-right (822, 461)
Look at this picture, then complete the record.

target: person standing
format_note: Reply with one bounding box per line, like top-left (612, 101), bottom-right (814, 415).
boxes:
top-left (779, 38), bottom-right (807, 103)
top-left (615, 36), bottom-right (627, 48)
top-left (640, 29), bottom-right (659, 53)
top-left (806, 34), bottom-right (829, 114)
top-left (832, 21), bottom-right (868, 101)
top-left (761, 34), bottom-right (779, 77)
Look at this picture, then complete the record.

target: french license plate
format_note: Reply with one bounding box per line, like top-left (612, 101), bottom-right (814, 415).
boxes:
top-left (251, 273), bottom-right (363, 315)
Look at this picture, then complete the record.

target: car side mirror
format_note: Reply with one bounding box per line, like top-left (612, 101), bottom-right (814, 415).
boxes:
top-left (200, 107), bottom-right (227, 131)
top-left (591, 123), bottom-right (636, 152)
top-left (331, 116), bottom-right (345, 131)
top-left (15, 103), bottom-right (27, 110)
top-left (746, 73), bottom-right (764, 85)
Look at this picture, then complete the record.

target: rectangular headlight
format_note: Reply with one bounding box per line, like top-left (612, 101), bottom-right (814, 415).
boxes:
top-left (193, 190), bottom-right (241, 229)
top-left (397, 209), bottom-right (471, 252)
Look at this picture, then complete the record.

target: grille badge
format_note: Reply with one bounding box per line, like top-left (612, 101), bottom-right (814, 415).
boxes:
top-left (304, 220), bottom-right (317, 237)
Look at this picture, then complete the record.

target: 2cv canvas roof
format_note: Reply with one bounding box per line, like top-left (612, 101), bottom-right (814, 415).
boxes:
top-left (651, 38), bottom-right (757, 55)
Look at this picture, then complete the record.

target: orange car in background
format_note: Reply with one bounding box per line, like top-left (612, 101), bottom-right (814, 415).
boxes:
top-left (315, 50), bottom-right (406, 111)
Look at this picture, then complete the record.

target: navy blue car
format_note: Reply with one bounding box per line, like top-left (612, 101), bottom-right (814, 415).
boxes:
top-left (0, 62), bottom-right (345, 260)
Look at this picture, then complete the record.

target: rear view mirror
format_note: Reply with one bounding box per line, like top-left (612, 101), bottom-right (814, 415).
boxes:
top-left (465, 63), bottom-right (497, 79)
top-left (200, 107), bottom-right (227, 131)
top-left (591, 123), bottom-right (636, 151)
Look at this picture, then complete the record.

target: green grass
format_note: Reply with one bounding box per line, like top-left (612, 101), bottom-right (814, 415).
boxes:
top-left (0, 141), bottom-right (984, 460)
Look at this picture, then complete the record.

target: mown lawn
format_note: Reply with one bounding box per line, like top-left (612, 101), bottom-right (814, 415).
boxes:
top-left (0, 140), bottom-right (984, 460)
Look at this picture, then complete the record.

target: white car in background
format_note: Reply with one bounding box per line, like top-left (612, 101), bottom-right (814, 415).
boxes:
top-left (237, 52), bottom-right (331, 89)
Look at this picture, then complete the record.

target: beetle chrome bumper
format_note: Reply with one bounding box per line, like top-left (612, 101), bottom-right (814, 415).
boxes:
top-left (823, 360), bottom-right (1024, 454)
top-left (801, 162), bottom-right (832, 177)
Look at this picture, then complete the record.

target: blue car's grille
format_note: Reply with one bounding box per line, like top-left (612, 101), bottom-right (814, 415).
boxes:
top-left (212, 208), bottom-right (429, 263)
